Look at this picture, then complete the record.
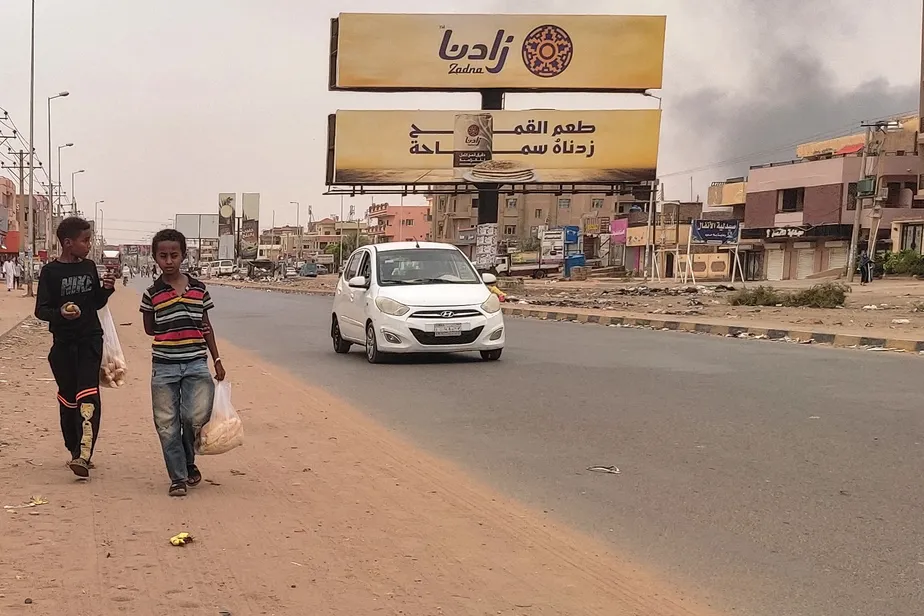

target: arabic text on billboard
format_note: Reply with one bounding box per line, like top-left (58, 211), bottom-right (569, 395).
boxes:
top-left (332, 14), bottom-right (665, 92)
top-left (329, 109), bottom-right (659, 185)
top-left (690, 219), bottom-right (741, 245)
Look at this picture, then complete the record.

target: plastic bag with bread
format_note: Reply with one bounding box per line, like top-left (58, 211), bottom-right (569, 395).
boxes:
top-left (98, 306), bottom-right (127, 388)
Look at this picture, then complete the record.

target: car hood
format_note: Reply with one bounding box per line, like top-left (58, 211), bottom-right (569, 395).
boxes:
top-left (377, 284), bottom-right (489, 307)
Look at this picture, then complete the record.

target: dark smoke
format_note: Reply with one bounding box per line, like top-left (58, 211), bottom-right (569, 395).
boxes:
top-left (674, 0), bottom-right (919, 181)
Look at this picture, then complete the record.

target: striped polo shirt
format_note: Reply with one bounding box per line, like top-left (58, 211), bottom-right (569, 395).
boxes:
top-left (140, 276), bottom-right (214, 364)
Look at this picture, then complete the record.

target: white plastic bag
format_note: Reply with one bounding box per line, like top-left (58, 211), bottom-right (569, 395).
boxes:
top-left (197, 380), bottom-right (244, 455)
top-left (98, 306), bottom-right (127, 388)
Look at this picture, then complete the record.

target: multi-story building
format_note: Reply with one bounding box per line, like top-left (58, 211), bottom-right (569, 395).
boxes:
top-left (0, 178), bottom-right (14, 252)
top-left (734, 118), bottom-right (923, 280)
top-left (367, 202), bottom-right (430, 243)
top-left (429, 186), bottom-right (652, 261)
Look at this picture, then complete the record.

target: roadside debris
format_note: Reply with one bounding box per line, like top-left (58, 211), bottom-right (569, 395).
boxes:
top-left (4, 496), bottom-right (48, 510)
top-left (169, 532), bottom-right (194, 546)
top-left (586, 465), bottom-right (621, 475)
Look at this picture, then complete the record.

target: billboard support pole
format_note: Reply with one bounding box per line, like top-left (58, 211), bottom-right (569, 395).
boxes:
top-left (475, 89), bottom-right (504, 273)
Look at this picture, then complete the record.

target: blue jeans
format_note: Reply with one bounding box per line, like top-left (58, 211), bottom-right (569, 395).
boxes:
top-left (151, 359), bottom-right (215, 483)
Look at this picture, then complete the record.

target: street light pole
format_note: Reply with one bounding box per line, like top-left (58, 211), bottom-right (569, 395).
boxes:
top-left (57, 142), bottom-right (72, 214)
top-left (25, 0), bottom-right (36, 297)
top-left (71, 169), bottom-right (85, 215)
top-left (95, 200), bottom-right (105, 260)
top-left (290, 201), bottom-right (301, 261)
top-left (46, 91), bottom-right (69, 218)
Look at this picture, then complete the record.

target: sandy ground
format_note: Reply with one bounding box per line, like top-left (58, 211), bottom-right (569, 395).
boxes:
top-left (0, 288), bottom-right (36, 337)
top-left (209, 274), bottom-right (924, 342)
top-left (0, 291), bottom-right (717, 616)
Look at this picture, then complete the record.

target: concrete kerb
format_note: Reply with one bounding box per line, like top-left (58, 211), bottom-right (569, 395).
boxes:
top-left (206, 280), bottom-right (924, 356)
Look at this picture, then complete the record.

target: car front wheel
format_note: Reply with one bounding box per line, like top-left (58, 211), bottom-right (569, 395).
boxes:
top-left (480, 349), bottom-right (503, 361)
top-left (365, 322), bottom-right (385, 364)
top-left (332, 316), bottom-right (352, 354)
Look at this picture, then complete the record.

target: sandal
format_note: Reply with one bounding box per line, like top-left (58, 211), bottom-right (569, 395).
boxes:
top-left (186, 465), bottom-right (202, 487)
top-left (67, 458), bottom-right (90, 478)
top-left (168, 481), bottom-right (188, 497)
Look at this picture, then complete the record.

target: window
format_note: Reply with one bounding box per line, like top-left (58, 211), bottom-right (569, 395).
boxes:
top-left (617, 204), bottom-right (629, 214)
top-left (377, 248), bottom-right (480, 285)
top-left (438, 196), bottom-right (447, 212)
top-left (882, 182), bottom-right (902, 207)
top-left (558, 198), bottom-right (571, 209)
top-left (401, 218), bottom-right (414, 226)
top-left (504, 225), bottom-right (517, 236)
top-left (534, 208), bottom-right (543, 219)
top-left (778, 187), bottom-right (804, 213)
top-left (344, 252), bottom-right (362, 279)
top-left (437, 222), bottom-right (444, 236)
top-left (506, 198), bottom-right (517, 209)
top-left (358, 252), bottom-right (371, 279)
top-left (846, 182), bottom-right (858, 210)
top-left (472, 198), bottom-right (479, 210)
top-left (592, 198), bottom-right (604, 209)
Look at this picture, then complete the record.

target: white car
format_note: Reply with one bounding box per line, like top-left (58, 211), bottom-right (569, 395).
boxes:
top-left (331, 242), bottom-right (505, 363)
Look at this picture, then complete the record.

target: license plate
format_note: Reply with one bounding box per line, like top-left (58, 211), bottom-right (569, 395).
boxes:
top-left (434, 323), bottom-right (464, 337)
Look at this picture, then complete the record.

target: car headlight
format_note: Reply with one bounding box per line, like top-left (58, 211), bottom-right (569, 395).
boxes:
top-left (375, 296), bottom-right (410, 316)
top-left (481, 293), bottom-right (501, 314)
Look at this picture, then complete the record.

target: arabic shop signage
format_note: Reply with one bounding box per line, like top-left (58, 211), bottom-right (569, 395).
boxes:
top-left (691, 219), bottom-right (740, 245)
top-left (327, 109), bottom-right (660, 185)
top-left (330, 13), bottom-right (666, 92)
top-left (765, 226), bottom-right (807, 239)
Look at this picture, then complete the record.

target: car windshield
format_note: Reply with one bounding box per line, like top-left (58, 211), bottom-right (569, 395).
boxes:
top-left (377, 248), bottom-right (480, 285)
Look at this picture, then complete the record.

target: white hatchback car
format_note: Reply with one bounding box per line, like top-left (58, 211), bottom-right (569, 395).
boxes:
top-left (331, 242), bottom-right (505, 363)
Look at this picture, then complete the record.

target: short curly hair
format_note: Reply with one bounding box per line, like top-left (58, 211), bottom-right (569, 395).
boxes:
top-left (56, 216), bottom-right (91, 242)
top-left (151, 228), bottom-right (187, 256)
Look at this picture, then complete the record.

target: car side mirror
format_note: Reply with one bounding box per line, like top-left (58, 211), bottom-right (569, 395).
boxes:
top-left (481, 273), bottom-right (497, 285)
top-left (348, 275), bottom-right (368, 288)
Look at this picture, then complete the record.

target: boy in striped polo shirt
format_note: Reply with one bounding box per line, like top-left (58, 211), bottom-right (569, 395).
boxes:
top-left (141, 229), bottom-right (226, 497)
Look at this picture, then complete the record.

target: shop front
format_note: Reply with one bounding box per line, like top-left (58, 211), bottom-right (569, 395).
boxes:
top-left (742, 224), bottom-right (852, 280)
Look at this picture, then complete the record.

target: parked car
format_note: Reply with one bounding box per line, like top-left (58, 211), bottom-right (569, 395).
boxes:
top-left (330, 242), bottom-right (505, 363)
top-left (299, 263), bottom-right (318, 277)
top-left (211, 260), bottom-right (236, 276)
top-left (317, 264), bottom-right (329, 275)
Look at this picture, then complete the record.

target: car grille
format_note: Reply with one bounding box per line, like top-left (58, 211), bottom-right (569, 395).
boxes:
top-left (410, 309), bottom-right (482, 319)
top-left (410, 326), bottom-right (484, 346)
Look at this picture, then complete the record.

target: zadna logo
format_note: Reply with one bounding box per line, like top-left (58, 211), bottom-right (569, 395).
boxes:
top-left (521, 25), bottom-right (574, 78)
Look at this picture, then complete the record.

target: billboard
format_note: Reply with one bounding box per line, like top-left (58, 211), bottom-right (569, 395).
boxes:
top-left (691, 219), bottom-right (741, 245)
top-left (610, 218), bottom-right (629, 244)
top-left (218, 193), bottom-right (236, 260)
top-left (241, 193), bottom-right (260, 260)
top-left (328, 109), bottom-right (660, 185)
top-left (175, 214), bottom-right (221, 240)
top-left (331, 14), bottom-right (666, 92)
top-left (175, 214), bottom-right (201, 239)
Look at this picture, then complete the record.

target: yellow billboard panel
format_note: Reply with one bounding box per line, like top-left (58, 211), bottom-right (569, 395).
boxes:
top-left (332, 13), bottom-right (666, 92)
top-left (329, 109), bottom-right (660, 185)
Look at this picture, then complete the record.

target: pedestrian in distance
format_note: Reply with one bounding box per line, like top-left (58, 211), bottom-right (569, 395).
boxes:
top-left (13, 257), bottom-right (22, 289)
top-left (34, 217), bottom-right (116, 478)
top-left (859, 250), bottom-right (874, 285)
top-left (2, 256), bottom-right (13, 292)
top-left (141, 228), bottom-right (226, 497)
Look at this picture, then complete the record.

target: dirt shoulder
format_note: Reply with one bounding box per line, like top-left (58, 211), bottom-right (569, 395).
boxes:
top-left (0, 289), bottom-right (35, 336)
top-left (0, 291), bottom-right (716, 616)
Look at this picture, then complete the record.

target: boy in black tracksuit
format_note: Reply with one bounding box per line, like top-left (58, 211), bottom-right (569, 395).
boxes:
top-left (35, 217), bottom-right (115, 478)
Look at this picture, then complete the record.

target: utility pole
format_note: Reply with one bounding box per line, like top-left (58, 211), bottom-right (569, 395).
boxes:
top-left (25, 0), bottom-right (36, 297)
top-left (846, 127), bottom-right (871, 283)
top-left (643, 179), bottom-right (658, 281)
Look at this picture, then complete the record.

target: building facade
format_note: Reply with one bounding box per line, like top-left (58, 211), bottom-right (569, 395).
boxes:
top-left (367, 202), bottom-right (430, 243)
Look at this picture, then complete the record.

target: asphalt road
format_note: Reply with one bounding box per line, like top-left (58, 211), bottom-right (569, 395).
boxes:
top-left (206, 284), bottom-right (924, 616)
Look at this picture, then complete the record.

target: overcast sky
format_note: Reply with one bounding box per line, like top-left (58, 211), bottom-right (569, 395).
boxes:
top-left (0, 0), bottom-right (920, 243)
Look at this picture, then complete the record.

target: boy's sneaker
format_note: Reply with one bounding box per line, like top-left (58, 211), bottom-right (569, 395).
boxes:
top-left (169, 481), bottom-right (188, 497)
top-left (67, 458), bottom-right (90, 478)
top-left (186, 465), bottom-right (202, 487)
